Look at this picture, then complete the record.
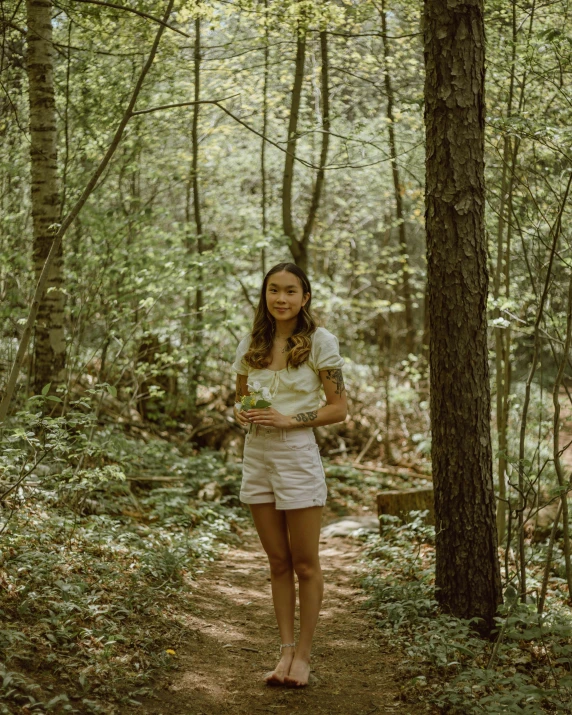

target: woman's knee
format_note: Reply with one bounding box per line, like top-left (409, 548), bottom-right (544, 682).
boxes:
top-left (293, 559), bottom-right (321, 581)
top-left (268, 552), bottom-right (293, 577)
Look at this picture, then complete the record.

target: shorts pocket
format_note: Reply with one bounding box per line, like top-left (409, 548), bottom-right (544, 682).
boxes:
top-left (283, 429), bottom-right (313, 451)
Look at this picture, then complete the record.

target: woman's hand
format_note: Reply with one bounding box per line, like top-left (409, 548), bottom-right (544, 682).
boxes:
top-left (244, 406), bottom-right (291, 429)
top-left (234, 404), bottom-right (251, 429)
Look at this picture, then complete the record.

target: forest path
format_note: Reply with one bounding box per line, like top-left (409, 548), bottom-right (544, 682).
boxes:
top-left (139, 524), bottom-right (413, 715)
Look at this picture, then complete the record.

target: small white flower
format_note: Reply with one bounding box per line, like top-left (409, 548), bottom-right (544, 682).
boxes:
top-left (261, 386), bottom-right (272, 401)
top-left (248, 380), bottom-right (261, 392)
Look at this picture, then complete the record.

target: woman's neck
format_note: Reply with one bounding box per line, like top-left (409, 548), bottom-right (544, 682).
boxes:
top-left (274, 318), bottom-right (297, 339)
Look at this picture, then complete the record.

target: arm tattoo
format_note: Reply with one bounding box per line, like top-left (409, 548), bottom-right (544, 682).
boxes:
top-left (325, 368), bottom-right (345, 396)
top-left (294, 410), bottom-right (318, 423)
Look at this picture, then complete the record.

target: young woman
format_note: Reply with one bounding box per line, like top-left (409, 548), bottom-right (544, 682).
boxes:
top-left (232, 262), bottom-right (347, 688)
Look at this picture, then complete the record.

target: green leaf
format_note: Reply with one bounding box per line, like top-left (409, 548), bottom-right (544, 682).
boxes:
top-left (107, 384), bottom-right (117, 397)
top-left (254, 399), bottom-right (271, 408)
top-left (41, 383), bottom-right (51, 396)
top-left (45, 396), bottom-right (62, 402)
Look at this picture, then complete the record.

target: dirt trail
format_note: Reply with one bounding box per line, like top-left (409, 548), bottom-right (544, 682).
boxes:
top-left (140, 525), bottom-right (414, 715)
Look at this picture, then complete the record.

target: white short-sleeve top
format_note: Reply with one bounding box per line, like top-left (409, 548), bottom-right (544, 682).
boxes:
top-left (232, 327), bottom-right (345, 416)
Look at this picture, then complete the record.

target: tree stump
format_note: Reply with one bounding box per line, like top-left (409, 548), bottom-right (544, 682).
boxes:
top-left (377, 487), bottom-right (435, 531)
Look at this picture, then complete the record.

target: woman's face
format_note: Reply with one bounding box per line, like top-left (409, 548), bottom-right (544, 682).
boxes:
top-left (265, 271), bottom-right (310, 325)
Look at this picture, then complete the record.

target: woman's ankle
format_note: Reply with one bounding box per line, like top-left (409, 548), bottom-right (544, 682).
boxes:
top-left (293, 649), bottom-right (311, 663)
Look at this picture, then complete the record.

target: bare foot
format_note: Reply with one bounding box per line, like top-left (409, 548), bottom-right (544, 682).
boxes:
top-left (284, 656), bottom-right (311, 687)
top-left (264, 648), bottom-right (295, 686)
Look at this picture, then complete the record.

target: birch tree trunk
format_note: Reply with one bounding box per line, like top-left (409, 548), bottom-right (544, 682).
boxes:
top-left (26, 0), bottom-right (66, 396)
top-left (424, 0), bottom-right (502, 631)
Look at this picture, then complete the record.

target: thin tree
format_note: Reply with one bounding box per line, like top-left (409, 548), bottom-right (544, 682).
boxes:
top-left (184, 12), bottom-right (205, 419)
top-left (494, 0), bottom-right (536, 545)
top-left (260, 0), bottom-right (270, 278)
top-left (282, 23), bottom-right (307, 268)
top-left (424, 0), bottom-right (502, 631)
top-left (376, 0), bottom-right (414, 354)
top-left (282, 20), bottom-right (330, 272)
top-left (26, 0), bottom-right (66, 396)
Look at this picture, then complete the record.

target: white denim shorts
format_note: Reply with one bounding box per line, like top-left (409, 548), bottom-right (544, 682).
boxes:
top-left (240, 425), bottom-right (327, 510)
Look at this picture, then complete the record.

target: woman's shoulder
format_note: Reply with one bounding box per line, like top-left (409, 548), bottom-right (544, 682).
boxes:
top-left (232, 334), bottom-right (253, 375)
top-left (311, 326), bottom-right (339, 345)
top-left (307, 325), bottom-right (344, 372)
top-left (308, 325), bottom-right (341, 364)
top-left (237, 333), bottom-right (252, 352)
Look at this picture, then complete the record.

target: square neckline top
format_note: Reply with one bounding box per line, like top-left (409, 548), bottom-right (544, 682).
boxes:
top-left (231, 326), bottom-right (345, 415)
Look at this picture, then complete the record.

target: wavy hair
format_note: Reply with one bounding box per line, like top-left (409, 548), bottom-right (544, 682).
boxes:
top-left (243, 262), bottom-right (317, 370)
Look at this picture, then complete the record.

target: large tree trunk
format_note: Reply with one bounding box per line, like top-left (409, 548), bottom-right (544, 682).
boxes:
top-left (26, 0), bottom-right (66, 396)
top-left (424, 0), bottom-right (502, 631)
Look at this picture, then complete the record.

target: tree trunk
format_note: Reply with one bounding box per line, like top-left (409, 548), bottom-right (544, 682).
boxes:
top-left (424, 0), bottom-right (502, 631)
top-left (379, 0), bottom-right (414, 354)
top-left (301, 30), bottom-right (330, 246)
top-left (26, 0), bottom-right (66, 397)
top-left (186, 14), bottom-right (204, 418)
top-left (282, 26), bottom-right (306, 270)
top-left (551, 274), bottom-right (572, 601)
top-left (494, 0), bottom-right (532, 546)
top-left (260, 0), bottom-right (269, 279)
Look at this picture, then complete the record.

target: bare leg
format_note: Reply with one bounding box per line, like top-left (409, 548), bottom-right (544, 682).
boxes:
top-left (284, 506), bottom-right (323, 687)
top-left (249, 503), bottom-right (295, 684)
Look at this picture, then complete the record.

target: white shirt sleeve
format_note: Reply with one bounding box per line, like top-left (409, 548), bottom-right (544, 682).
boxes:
top-left (232, 335), bottom-right (251, 375)
top-left (311, 328), bottom-right (345, 373)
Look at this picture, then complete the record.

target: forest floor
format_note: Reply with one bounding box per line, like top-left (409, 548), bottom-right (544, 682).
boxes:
top-left (138, 517), bottom-right (424, 715)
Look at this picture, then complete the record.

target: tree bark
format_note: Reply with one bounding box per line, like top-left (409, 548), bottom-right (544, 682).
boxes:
top-left (424, 0), bottom-right (502, 631)
top-left (26, 0), bottom-right (66, 396)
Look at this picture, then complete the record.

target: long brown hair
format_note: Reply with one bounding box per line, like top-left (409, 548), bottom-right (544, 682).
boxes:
top-left (243, 262), bottom-right (317, 370)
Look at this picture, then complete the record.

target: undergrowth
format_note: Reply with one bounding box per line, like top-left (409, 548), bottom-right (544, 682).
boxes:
top-left (0, 395), bottom-right (245, 714)
top-left (361, 512), bottom-right (572, 714)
